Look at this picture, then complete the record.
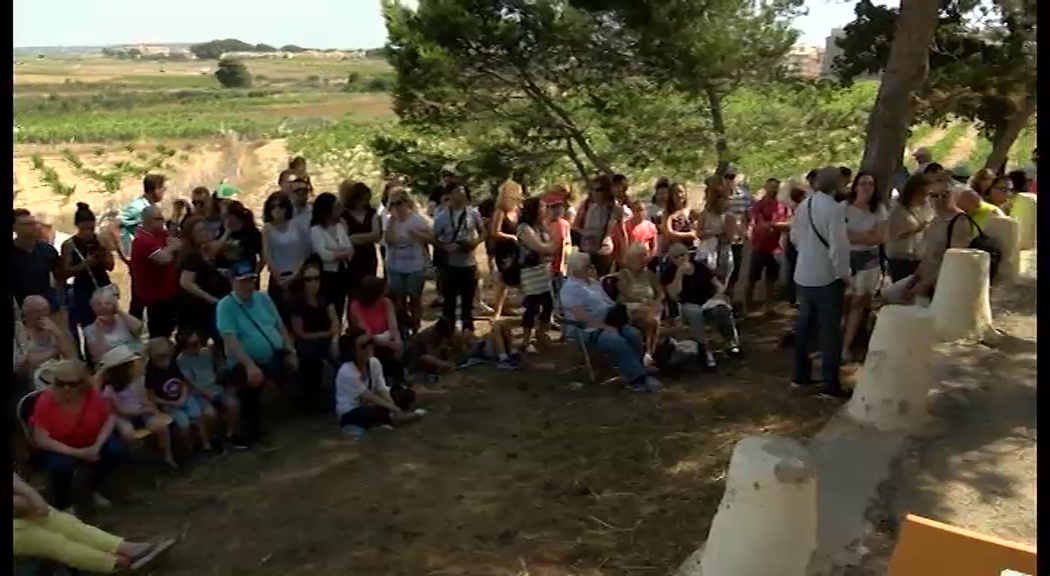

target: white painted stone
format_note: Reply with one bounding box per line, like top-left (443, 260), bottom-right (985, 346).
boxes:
top-left (1011, 192), bottom-right (1037, 250)
top-left (677, 436), bottom-right (816, 576)
top-left (982, 215), bottom-right (1021, 284)
top-left (930, 248), bottom-right (992, 341)
top-left (846, 305), bottom-right (937, 431)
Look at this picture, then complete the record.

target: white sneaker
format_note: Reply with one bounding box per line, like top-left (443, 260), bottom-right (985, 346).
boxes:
top-left (412, 408), bottom-right (428, 417)
top-left (91, 493), bottom-right (112, 509)
top-left (643, 353), bottom-right (655, 367)
top-left (475, 301), bottom-right (495, 314)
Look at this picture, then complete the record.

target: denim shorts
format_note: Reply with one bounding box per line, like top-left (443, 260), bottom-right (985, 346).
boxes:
top-left (387, 270), bottom-right (426, 297)
top-left (163, 394), bottom-right (204, 429)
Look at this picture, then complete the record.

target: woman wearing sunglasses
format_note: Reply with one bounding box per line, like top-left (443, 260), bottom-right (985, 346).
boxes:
top-left (334, 327), bottom-right (425, 438)
top-left (383, 188), bottom-right (432, 335)
top-left (290, 259), bottom-right (341, 412)
top-left (29, 359), bottom-right (125, 513)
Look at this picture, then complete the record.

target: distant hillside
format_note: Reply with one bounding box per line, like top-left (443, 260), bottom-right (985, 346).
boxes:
top-left (13, 43), bottom-right (192, 58)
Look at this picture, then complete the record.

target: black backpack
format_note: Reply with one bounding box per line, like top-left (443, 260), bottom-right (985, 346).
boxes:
top-left (946, 213), bottom-right (1002, 282)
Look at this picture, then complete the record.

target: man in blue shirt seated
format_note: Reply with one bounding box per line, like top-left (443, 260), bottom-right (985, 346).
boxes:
top-left (559, 252), bottom-right (662, 393)
top-left (216, 260), bottom-right (298, 446)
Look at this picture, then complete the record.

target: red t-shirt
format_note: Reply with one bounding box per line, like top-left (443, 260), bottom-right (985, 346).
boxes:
top-left (628, 220), bottom-right (658, 253)
top-left (749, 198), bottom-right (790, 255)
top-left (549, 218), bottom-right (571, 275)
top-left (130, 228), bottom-right (178, 304)
top-left (30, 387), bottom-right (111, 449)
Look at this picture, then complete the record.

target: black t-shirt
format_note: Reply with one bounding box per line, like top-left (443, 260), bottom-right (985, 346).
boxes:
top-left (292, 298), bottom-right (332, 334)
top-left (660, 259), bottom-right (718, 306)
top-left (145, 360), bottom-right (185, 403)
top-left (179, 253), bottom-right (231, 302)
top-left (11, 241), bottom-right (60, 304)
top-left (67, 236), bottom-right (111, 297)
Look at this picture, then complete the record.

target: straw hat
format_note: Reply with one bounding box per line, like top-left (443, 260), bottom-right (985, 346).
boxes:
top-left (97, 345), bottom-right (141, 369)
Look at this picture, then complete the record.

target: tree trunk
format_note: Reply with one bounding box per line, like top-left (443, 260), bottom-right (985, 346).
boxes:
top-left (518, 77), bottom-right (612, 175)
top-left (858, 0), bottom-right (941, 200)
top-left (703, 84), bottom-right (731, 175)
top-left (984, 94), bottom-right (1036, 171)
top-left (565, 138), bottom-right (591, 181)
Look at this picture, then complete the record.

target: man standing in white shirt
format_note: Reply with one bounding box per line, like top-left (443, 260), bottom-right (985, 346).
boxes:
top-left (788, 166), bottom-right (852, 398)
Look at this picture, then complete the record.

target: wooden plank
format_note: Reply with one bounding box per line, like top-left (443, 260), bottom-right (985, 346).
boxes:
top-left (888, 514), bottom-right (1036, 576)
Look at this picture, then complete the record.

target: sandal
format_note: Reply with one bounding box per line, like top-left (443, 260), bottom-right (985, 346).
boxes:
top-left (128, 537), bottom-right (176, 571)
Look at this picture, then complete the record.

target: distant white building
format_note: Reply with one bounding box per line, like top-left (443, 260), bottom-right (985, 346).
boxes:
top-left (821, 28), bottom-right (846, 77)
top-left (785, 45), bottom-right (824, 78)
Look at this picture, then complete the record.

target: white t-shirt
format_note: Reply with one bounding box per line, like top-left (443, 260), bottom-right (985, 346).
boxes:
top-left (385, 213), bottom-right (429, 274)
top-left (334, 357), bottom-right (388, 417)
top-left (844, 203), bottom-right (888, 252)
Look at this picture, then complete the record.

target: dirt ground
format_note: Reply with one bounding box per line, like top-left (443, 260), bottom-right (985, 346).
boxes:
top-left (73, 303), bottom-right (837, 576)
top-left (843, 276), bottom-right (1038, 574)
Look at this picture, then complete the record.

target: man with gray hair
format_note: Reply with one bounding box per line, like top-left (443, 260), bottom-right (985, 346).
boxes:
top-left (787, 166), bottom-right (852, 399)
top-left (559, 252), bottom-right (662, 393)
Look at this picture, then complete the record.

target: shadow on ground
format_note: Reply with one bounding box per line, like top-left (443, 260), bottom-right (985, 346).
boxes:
top-left (845, 278), bottom-right (1037, 574)
top-left (81, 306), bottom-right (840, 576)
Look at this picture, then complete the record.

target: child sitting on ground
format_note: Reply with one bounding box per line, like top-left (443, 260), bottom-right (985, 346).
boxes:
top-left (335, 327), bottom-right (425, 438)
top-left (176, 331), bottom-right (246, 451)
top-left (145, 338), bottom-right (213, 458)
top-left (464, 319), bottom-right (520, 370)
top-left (96, 345), bottom-right (177, 470)
top-left (403, 318), bottom-right (463, 384)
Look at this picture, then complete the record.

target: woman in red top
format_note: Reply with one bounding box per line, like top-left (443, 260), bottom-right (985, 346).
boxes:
top-left (29, 359), bottom-right (124, 512)
top-left (348, 276), bottom-right (404, 385)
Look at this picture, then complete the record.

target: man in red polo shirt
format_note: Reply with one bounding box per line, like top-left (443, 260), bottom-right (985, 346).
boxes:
top-left (130, 205), bottom-right (181, 338)
top-left (745, 178), bottom-right (792, 314)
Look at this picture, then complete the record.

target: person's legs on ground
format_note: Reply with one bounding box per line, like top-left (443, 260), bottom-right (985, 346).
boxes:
top-left (339, 405), bottom-right (392, 431)
top-left (14, 513), bottom-right (123, 573)
top-left (460, 266), bottom-right (478, 332)
top-left (145, 414), bottom-right (177, 468)
top-left (38, 452), bottom-right (77, 511)
top-left (784, 243), bottom-right (798, 305)
top-left (594, 327), bottom-right (656, 390)
top-left (439, 265), bottom-right (458, 327)
top-left (230, 364), bottom-right (264, 445)
top-left (763, 253), bottom-right (781, 310)
top-left (815, 280), bottom-right (847, 394)
top-left (534, 292), bottom-right (554, 346)
top-left (405, 272), bottom-right (425, 335)
top-left (520, 294), bottom-right (539, 349)
top-left (681, 302), bottom-right (718, 368)
top-left (727, 243), bottom-right (744, 298)
top-left (792, 285), bottom-right (819, 385)
top-left (705, 304), bottom-right (741, 352)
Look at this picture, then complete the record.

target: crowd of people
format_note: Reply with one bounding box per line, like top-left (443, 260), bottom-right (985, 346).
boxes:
top-left (11, 148), bottom-right (1035, 572)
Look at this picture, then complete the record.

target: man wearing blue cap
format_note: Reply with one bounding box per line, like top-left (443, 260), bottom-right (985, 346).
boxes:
top-left (215, 260), bottom-right (298, 446)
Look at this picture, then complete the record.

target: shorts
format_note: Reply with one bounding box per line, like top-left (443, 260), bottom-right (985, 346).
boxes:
top-left (849, 267), bottom-right (883, 296)
top-left (748, 251), bottom-right (780, 285)
top-left (387, 270), bottom-right (426, 297)
top-left (163, 394), bottom-right (204, 429)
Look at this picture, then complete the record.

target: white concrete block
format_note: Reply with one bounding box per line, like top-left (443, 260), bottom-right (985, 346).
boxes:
top-left (930, 249), bottom-right (992, 341)
top-left (982, 216), bottom-right (1021, 284)
top-left (1011, 192), bottom-right (1037, 250)
top-left (677, 436), bottom-right (817, 576)
top-left (846, 305), bottom-right (937, 431)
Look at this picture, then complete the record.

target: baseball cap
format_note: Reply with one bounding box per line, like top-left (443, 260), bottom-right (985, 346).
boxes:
top-left (950, 164), bottom-right (972, 181)
top-left (228, 260), bottom-right (258, 280)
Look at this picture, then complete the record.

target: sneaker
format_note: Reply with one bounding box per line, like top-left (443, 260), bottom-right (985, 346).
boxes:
top-left (727, 345), bottom-right (742, 357)
top-left (496, 358), bottom-right (518, 370)
top-left (703, 351), bottom-right (717, 370)
top-left (790, 380), bottom-right (819, 390)
top-left (412, 408), bottom-right (428, 417)
top-left (377, 424), bottom-right (396, 431)
top-left (644, 376), bottom-right (663, 392)
top-left (228, 436), bottom-right (250, 451)
top-left (91, 493), bottom-right (112, 509)
top-left (474, 301), bottom-right (495, 315)
top-left (643, 353), bottom-right (656, 367)
top-left (817, 385), bottom-right (852, 400)
top-left (129, 537), bottom-right (177, 571)
top-left (341, 425), bottom-right (367, 438)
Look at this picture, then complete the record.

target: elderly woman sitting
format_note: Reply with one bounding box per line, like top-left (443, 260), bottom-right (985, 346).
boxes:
top-left (82, 287), bottom-right (145, 363)
top-left (615, 242), bottom-right (664, 366)
top-left (20, 295), bottom-right (77, 382)
top-left (14, 470), bottom-right (174, 573)
top-left (559, 252), bottom-right (662, 393)
top-left (29, 359), bottom-right (124, 512)
top-left (660, 243), bottom-right (741, 369)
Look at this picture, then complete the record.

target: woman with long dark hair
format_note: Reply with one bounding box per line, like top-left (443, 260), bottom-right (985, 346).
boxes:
top-left (661, 182), bottom-right (698, 255)
top-left (886, 173), bottom-right (933, 283)
top-left (841, 172), bottom-right (888, 362)
top-left (177, 215), bottom-right (231, 342)
top-left (697, 175), bottom-right (740, 281)
top-left (334, 327), bottom-right (424, 438)
top-left (261, 192), bottom-right (305, 319)
top-left (516, 197), bottom-right (558, 353)
top-left (289, 258), bottom-right (340, 412)
top-left (309, 193), bottom-right (355, 319)
top-left (572, 175), bottom-right (624, 276)
top-left (340, 180), bottom-right (381, 298)
top-left (61, 202), bottom-right (115, 338)
top-left (217, 200), bottom-right (263, 280)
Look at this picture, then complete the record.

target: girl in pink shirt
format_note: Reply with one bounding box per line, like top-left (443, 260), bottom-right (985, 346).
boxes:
top-left (626, 199), bottom-right (658, 258)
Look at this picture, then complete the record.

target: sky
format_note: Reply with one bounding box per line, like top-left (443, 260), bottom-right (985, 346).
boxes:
top-left (13, 0), bottom-right (893, 49)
